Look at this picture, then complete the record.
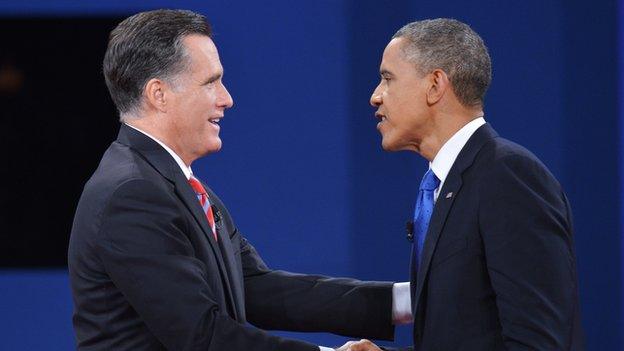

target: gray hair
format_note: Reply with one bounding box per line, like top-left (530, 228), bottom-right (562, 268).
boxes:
top-left (393, 18), bottom-right (491, 107)
top-left (103, 9), bottom-right (212, 120)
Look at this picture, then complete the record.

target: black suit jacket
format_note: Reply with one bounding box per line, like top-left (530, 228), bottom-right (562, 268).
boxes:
top-left (393, 124), bottom-right (583, 350)
top-left (68, 125), bottom-right (394, 351)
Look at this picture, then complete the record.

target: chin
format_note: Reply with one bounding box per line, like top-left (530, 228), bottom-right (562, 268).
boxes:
top-left (381, 139), bottom-right (399, 152)
top-left (203, 139), bottom-right (222, 155)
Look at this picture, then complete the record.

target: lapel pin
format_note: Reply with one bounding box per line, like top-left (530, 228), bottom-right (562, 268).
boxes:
top-left (445, 192), bottom-right (453, 199)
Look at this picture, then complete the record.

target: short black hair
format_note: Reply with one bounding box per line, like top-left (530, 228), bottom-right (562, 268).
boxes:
top-left (103, 9), bottom-right (212, 116)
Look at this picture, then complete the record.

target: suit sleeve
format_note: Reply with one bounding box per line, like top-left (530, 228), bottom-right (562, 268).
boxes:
top-left (97, 179), bottom-right (318, 351)
top-left (479, 155), bottom-right (579, 350)
top-left (237, 230), bottom-right (395, 341)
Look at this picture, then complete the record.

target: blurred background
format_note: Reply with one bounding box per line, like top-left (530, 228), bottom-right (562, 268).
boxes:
top-left (0, 0), bottom-right (621, 349)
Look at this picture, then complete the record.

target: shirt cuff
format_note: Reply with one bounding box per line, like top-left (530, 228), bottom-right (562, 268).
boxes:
top-left (319, 347), bottom-right (334, 351)
top-left (392, 282), bottom-right (413, 325)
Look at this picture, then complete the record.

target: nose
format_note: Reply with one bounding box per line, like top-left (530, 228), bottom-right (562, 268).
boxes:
top-left (370, 84), bottom-right (382, 107)
top-left (219, 82), bottom-right (234, 109)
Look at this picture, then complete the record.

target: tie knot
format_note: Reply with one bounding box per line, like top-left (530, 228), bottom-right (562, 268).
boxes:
top-left (419, 169), bottom-right (440, 191)
top-left (188, 177), bottom-right (207, 195)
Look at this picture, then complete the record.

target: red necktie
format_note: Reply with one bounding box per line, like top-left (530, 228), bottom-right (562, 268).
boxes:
top-left (188, 177), bottom-right (218, 241)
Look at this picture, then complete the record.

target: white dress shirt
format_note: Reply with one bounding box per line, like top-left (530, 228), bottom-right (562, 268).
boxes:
top-left (430, 117), bottom-right (486, 202)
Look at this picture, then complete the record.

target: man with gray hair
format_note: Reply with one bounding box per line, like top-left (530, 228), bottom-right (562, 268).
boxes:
top-left (342, 18), bottom-right (583, 351)
top-left (68, 9), bottom-right (408, 351)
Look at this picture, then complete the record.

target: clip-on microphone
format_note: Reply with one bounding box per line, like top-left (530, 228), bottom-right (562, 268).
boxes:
top-left (406, 220), bottom-right (414, 242)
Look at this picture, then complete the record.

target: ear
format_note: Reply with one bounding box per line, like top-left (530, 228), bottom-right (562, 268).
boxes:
top-left (426, 69), bottom-right (450, 105)
top-left (144, 78), bottom-right (168, 113)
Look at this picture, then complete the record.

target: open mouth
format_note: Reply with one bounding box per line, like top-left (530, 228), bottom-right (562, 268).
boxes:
top-left (209, 118), bottom-right (221, 125)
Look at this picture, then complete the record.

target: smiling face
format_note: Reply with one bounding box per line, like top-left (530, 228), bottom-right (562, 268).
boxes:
top-left (370, 37), bottom-right (432, 152)
top-left (164, 34), bottom-right (233, 164)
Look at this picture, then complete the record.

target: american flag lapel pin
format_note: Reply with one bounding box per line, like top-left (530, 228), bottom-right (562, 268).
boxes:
top-left (445, 192), bottom-right (453, 199)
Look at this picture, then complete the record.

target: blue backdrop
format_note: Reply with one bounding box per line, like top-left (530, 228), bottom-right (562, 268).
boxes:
top-left (0, 0), bottom-right (621, 350)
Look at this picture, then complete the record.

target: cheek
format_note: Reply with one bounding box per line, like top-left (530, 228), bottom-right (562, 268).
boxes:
top-left (385, 89), bottom-right (409, 111)
top-left (184, 89), bottom-right (210, 110)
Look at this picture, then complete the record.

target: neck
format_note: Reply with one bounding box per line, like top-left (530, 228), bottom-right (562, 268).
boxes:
top-left (417, 108), bottom-right (483, 161)
top-left (125, 117), bottom-right (194, 167)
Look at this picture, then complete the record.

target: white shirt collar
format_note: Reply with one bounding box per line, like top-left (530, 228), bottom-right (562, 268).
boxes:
top-left (430, 117), bottom-right (486, 189)
top-left (124, 123), bottom-right (194, 180)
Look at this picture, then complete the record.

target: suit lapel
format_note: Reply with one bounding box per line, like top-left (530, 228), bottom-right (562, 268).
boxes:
top-left (202, 184), bottom-right (245, 321)
top-left (116, 125), bottom-right (239, 319)
top-left (211, 203), bottom-right (246, 321)
top-left (412, 171), bottom-right (462, 316)
top-left (412, 124), bottom-right (499, 320)
top-left (173, 174), bottom-right (239, 320)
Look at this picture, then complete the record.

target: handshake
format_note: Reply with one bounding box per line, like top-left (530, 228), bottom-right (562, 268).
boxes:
top-left (333, 339), bottom-right (382, 351)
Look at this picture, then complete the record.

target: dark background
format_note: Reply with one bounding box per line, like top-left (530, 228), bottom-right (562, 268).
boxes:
top-left (0, 0), bottom-right (621, 350)
top-left (0, 18), bottom-right (119, 266)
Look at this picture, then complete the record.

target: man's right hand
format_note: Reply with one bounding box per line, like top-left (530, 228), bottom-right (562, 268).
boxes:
top-left (335, 339), bottom-right (383, 351)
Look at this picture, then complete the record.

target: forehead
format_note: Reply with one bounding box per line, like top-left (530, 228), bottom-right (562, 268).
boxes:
top-left (181, 34), bottom-right (222, 73)
top-left (381, 38), bottom-right (407, 66)
top-left (380, 37), bottom-right (421, 76)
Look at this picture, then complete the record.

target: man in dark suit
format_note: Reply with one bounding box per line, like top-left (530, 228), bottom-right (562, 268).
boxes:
top-left (68, 9), bottom-right (401, 351)
top-left (344, 19), bottom-right (583, 351)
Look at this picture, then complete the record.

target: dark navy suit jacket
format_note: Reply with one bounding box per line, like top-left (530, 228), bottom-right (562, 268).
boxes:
top-left (392, 124), bottom-right (583, 350)
top-left (68, 124), bottom-right (394, 351)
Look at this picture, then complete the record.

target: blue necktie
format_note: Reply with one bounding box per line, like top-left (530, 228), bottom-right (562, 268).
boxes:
top-left (412, 169), bottom-right (440, 275)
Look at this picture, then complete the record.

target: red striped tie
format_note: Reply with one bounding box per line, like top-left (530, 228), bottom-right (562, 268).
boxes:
top-left (188, 177), bottom-right (218, 241)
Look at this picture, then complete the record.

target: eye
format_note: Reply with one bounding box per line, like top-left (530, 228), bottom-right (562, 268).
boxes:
top-left (201, 74), bottom-right (222, 87)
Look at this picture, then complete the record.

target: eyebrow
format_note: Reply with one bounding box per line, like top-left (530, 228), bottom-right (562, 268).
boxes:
top-left (201, 71), bottom-right (223, 85)
top-left (380, 69), bottom-right (394, 77)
